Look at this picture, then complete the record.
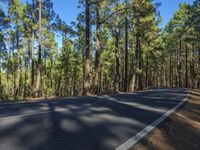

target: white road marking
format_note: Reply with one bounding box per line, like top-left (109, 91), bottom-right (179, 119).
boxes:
top-left (115, 90), bottom-right (190, 150)
top-left (0, 88), bottom-right (190, 150)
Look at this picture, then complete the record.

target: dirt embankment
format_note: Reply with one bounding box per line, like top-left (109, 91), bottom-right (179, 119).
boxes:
top-left (134, 89), bottom-right (200, 150)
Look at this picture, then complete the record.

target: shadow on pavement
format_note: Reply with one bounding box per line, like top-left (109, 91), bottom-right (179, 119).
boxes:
top-left (0, 88), bottom-right (189, 150)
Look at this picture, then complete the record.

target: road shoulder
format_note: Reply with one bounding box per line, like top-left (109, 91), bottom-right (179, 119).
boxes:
top-left (134, 89), bottom-right (200, 150)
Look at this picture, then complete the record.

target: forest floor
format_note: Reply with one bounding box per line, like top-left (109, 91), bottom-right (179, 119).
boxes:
top-left (134, 89), bottom-right (200, 150)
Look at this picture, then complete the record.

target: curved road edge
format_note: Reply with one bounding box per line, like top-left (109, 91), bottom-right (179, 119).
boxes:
top-left (115, 89), bottom-right (190, 150)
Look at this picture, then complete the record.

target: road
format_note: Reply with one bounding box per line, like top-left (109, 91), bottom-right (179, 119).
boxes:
top-left (0, 87), bottom-right (189, 150)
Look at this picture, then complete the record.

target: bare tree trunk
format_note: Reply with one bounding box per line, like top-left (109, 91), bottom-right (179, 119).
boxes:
top-left (57, 60), bottom-right (64, 96)
top-left (24, 52), bottom-right (28, 98)
top-left (94, 5), bottom-right (101, 94)
top-left (129, 54), bottom-right (136, 92)
top-left (176, 40), bottom-right (182, 87)
top-left (185, 44), bottom-right (188, 88)
top-left (124, 3), bottom-right (128, 92)
top-left (145, 53), bottom-right (149, 88)
top-left (169, 53), bottom-right (173, 86)
top-left (114, 27), bottom-right (120, 93)
top-left (73, 60), bottom-right (77, 96)
top-left (83, 0), bottom-right (91, 95)
top-left (6, 35), bottom-right (11, 95)
top-left (27, 39), bottom-right (31, 97)
top-left (31, 0), bottom-right (35, 96)
top-left (190, 46), bottom-right (195, 88)
top-left (130, 32), bottom-right (139, 92)
top-left (15, 28), bottom-right (20, 98)
top-left (36, 0), bottom-right (42, 97)
top-left (198, 36), bottom-right (200, 88)
top-left (138, 36), bottom-right (143, 90)
top-left (63, 36), bottom-right (69, 96)
top-left (50, 59), bottom-right (53, 89)
top-left (0, 50), bottom-right (2, 95)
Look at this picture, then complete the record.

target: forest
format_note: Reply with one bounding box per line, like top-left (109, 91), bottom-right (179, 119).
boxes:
top-left (0, 0), bottom-right (199, 100)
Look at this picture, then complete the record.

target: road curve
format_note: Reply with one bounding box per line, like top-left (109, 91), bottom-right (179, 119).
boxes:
top-left (0, 87), bottom-right (189, 150)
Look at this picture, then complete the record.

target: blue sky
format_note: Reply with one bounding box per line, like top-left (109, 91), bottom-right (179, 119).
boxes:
top-left (1, 0), bottom-right (195, 26)
top-left (1, 0), bottom-right (195, 48)
top-left (1, 0), bottom-right (194, 48)
top-left (51, 0), bottom-right (195, 27)
top-left (48, 0), bottom-right (196, 27)
top-left (159, 0), bottom-right (194, 26)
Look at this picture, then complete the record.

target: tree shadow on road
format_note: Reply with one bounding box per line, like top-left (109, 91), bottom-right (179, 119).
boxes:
top-left (0, 88), bottom-right (190, 150)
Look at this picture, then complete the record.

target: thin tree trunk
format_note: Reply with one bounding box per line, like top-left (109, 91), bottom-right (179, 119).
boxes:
top-left (124, 4), bottom-right (128, 92)
top-left (57, 59), bottom-right (64, 96)
top-left (0, 50), bottom-right (2, 95)
top-left (185, 44), bottom-right (188, 88)
top-left (63, 36), bottom-right (69, 96)
top-left (24, 53), bottom-right (28, 98)
top-left (198, 35), bottom-right (200, 88)
top-left (114, 26), bottom-right (120, 92)
top-left (15, 28), bottom-right (20, 98)
top-left (73, 61), bottom-right (77, 96)
top-left (176, 40), bottom-right (181, 87)
top-left (36, 0), bottom-right (42, 97)
top-left (169, 52), bottom-right (172, 86)
top-left (138, 36), bottom-right (142, 90)
top-left (31, 0), bottom-right (35, 96)
top-left (145, 53), bottom-right (149, 88)
top-left (6, 35), bottom-right (11, 95)
top-left (50, 59), bottom-right (53, 89)
top-left (27, 39), bottom-right (31, 97)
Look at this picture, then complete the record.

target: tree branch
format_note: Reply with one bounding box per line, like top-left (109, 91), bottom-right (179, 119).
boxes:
top-left (89, 0), bottom-right (104, 6)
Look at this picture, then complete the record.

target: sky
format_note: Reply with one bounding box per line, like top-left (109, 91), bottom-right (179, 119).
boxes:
top-left (0, 0), bottom-right (195, 48)
top-left (1, 0), bottom-right (195, 27)
top-left (159, 0), bottom-right (194, 26)
top-left (49, 0), bottom-right (195, 27)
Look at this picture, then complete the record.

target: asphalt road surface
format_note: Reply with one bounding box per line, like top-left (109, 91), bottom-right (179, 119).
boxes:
top-left (0, 87), bottom-right (189, 150)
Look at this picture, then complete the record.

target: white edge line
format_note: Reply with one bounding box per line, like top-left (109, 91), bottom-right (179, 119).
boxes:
top-left (115, 90), bottom-right (190, 150)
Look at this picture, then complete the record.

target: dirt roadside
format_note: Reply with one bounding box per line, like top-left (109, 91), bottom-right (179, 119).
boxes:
top-left (134, 89), bottom-right (200, 150)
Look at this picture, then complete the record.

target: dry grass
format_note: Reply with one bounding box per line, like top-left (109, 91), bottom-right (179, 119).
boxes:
top-left (134, 89), bottom-right (200, 150)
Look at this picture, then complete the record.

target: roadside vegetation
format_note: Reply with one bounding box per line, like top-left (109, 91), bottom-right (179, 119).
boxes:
top-left (0, 0), bottom-right (199, 101)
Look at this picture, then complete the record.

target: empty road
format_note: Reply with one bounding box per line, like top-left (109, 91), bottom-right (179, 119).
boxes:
top-left (0, 87), bottom-right (189, 150)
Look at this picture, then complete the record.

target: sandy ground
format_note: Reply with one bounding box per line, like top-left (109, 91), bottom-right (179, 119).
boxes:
top-left (134, 89), bottom-right (200, 150)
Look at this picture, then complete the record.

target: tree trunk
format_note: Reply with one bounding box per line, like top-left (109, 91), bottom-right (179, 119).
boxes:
top-left (83, 0), bottom-right (91, 95)
top-left (94, 5), bottom-right (101, 94)
top-left (15, 28), bottom-right (20, 98)
top-left (138, 36), bottom-right (143, 90)
top-left (27, 39), bottom-right (31, 97)
top-left (185, 44), bottom-right (188, 88)
top-left (145, 53), bottom-right (149, 88)
top-left (124, 6), bottom-right (128, 92)
top-left (36, 0), bottom-right (42, 97)
top-left (31, 0), bottom-right (35, 96)
top-left (0, 50), bottom-right (2, 95)
top-left (129, 32), bottom-right (139, 92)
top-left (63, 35), bottom-right (69, 96)
top-left (114, 27), bottom-right (120, 93)
top-left (24, 52), bottom-right (28, 98)
top-left (169, 52), bottom-right (173, 86)
top-left (6, 35), bottom-right (11, 95)
top-left (176, 40), bottom-right (182, 87)
top-left (198, 36), bottom-right (200, 88)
